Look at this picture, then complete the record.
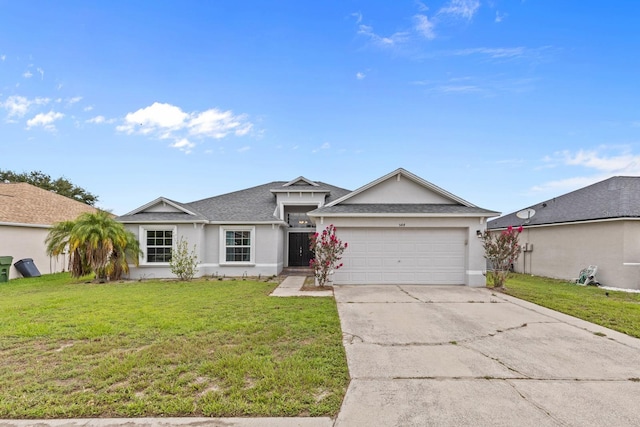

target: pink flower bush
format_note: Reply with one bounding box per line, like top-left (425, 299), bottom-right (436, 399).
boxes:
top-left (309, 224), bottom-right (348, 287)
top-left (481, 225), bottom-right (523, 288)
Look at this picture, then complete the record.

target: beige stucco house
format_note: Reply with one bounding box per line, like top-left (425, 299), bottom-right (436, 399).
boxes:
top-left (0, 182), bottom-right (97, 279)
top-left (488, 176), bottom-right (640, 290)
top-left (117, 168), bottom-right (499, 286)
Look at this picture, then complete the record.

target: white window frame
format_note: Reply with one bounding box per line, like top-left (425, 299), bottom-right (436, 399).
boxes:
top-left (219, 226), bottom-right (256, 265)
top-left (139, 225), bottom-right (177, 265)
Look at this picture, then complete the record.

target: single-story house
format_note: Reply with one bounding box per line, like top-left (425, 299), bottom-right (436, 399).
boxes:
top-left (117, 168), bottom-right (499, 286)
top-left (0, 182), bottom-right (98, 279)
top-left (488, 176), bottom-right (640, 290)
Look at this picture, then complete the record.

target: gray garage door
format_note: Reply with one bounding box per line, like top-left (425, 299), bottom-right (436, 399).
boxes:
top-left (333, 227), bottom-right (466, 285)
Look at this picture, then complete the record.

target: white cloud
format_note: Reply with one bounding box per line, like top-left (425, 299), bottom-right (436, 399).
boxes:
top-left (439, 0), bottom-right (480, 20)
top-left (86, 115), bottom-right (115, 124)
top-left (356, 72), bottom-right (366, 80)
top-left (170, 138), bottom-right (195, 154)
top-left (118, 102), bottom-right (255, 153)
top-left (351, 11), bottom-right (362, 24)
top-left (1, 54), bottom-right (6, 61)
top-left (495, 11), bottom-right (506, 23)
top-left (188, 108), bottom-right (252, 138)
top-left (1, 95), bottom-right (50, 118)
top-left (453, 47), bottom-right (526, 58)
top-left (26, 111), bottom-right (64, 131)
top-left (117, 102), bottom-right (189, 135)
top-left (84, 105), bottom-right (94, 112)
top-left (237, 146), bottom-right (250, 153)
top-left (37, 68), bottom-right (44, 79)
top-left (358, 24), bottom-right (410, 47)
top-left (532, 148), bottom-right (640, 193)
top-left (67, 96), bottom-right (82, 105)
top-left (22, 70), bottom-right (33, 79)
top-left (312, 142), bottom-right (331, 153)
top-left (414, 14), bottom-right (436, 40)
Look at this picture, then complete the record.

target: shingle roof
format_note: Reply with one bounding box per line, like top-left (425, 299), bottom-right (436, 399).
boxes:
top-left (117, 181), bottom-right (352, 223)
top-left (309, 204), bottom-right (499, 216)
top-left (0, 182), bottom-right (98, 225)
top-left (488, 176), bottom-right (640, 229)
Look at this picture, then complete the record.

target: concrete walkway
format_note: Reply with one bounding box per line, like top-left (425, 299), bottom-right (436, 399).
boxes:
top-left (333, 285), bottom-right (640, 426)
top-left (269, 275), bottom-right (332, 297)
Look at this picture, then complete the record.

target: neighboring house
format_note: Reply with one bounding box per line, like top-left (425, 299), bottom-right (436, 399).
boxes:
top-left (118, 168), bottom-right (499, 286)
top-left (0, 182), bottom-right (98, 279)
top-left (488, 176), bottom-right (640, 290)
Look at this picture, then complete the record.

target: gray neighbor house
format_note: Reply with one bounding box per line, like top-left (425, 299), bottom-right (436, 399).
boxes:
top-left (488, 176), bottom-right (640, 290)
top-left (117, 168), bottom-right (499, 286)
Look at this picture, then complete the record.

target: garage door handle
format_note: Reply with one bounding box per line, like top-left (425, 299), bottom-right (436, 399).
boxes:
top-left (299, 247), bottom-right (303, 256)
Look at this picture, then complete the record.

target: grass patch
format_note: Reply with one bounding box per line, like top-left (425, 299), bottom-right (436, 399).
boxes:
top-left (497, 273), bottom-right (640, 338)
top-left (0, 273), bottom-right (348, 418)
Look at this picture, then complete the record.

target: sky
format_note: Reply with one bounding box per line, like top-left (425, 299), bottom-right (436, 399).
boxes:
top-left (1, 1), bottom-right (640, 216)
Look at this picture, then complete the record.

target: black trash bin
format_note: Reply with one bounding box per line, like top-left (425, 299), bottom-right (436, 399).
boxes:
top-left (14, 258), bottom-right (41, 278)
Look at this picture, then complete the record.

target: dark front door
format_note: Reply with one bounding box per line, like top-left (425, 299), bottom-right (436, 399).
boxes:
top-left (289, 233), bottom-right (313, 267)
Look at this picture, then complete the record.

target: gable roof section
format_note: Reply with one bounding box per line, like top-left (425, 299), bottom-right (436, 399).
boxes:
top-left (488, 176), bottom-right (640, 229)
top-left (0, 182), bottom-right (97, 226)
top-left (326, 168), bottom-right (477, 207)
top-left (311, 168), bottom-right (499, 217)
top-left (117, 180), bottom-right (352, 223)
top-left (282, 176), bottom-right (319, 187)
top-left (117, 197), bottom-right (208, 223)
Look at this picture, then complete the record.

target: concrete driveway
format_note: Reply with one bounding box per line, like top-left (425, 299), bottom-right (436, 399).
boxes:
top-left (333, 285), bottom-right (640, 426)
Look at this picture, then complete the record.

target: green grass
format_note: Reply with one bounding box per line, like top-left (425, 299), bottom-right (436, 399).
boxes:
top-left (0, 273), bottom-right (349, 418)
top-left (499, 273), bottom-right (640, 338)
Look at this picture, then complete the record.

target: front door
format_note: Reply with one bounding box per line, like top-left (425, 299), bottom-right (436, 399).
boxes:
top-left (288, 233), bottom-right (313, 267)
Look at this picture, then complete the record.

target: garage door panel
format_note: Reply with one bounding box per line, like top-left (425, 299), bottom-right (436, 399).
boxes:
top-left (336, 228), bottom-right (466, 285)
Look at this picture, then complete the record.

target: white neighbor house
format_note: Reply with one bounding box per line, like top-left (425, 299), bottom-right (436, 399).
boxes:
top-left (0, 182), bottom-right (98, 279)
top-left (117, 168), bottom-right (499, 286)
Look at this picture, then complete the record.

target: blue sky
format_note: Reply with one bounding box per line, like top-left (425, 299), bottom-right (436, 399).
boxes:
top-left (1, 1), bottom-right (640, 216)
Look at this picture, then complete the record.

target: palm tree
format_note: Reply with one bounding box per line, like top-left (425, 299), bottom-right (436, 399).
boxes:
top-left (46, 211), bottom-right (141, 281)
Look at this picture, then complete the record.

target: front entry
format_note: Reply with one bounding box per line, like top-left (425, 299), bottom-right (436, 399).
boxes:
top-left (288, 232), bottom-right (314, 267)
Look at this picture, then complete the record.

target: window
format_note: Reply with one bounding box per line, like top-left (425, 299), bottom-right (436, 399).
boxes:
top-left (225, 230), bottom-right (251, 262)
top-left (140, 226), bottom-right (177, 264)
top-left (287, 212), bottom-right (314, 228)
top-left (220, 226), bottom-right (255, 264)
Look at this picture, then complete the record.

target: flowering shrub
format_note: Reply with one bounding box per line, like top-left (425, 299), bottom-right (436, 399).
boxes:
top-left (309, 224), bottom-right (348, 287)
top-left (170, 237), bottom-right (199, 281)
top-left (481, 225), bottom-right (523, 288)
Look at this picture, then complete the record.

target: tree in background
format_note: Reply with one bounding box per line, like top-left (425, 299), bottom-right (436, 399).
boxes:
top-left (309, 224), bottom-right (348, 287)
top-left (481, 225), bottom-right (523, 288)
top-left (46, 211), bottom-right (140, 282)
top-left (0, 170), bottom-right (98, 206)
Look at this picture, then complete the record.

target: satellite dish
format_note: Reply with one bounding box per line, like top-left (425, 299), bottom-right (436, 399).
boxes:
top-left (516, 208), bottom-right (536, 220)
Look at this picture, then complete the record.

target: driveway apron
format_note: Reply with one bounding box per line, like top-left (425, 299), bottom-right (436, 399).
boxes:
top-left (333, 285), bottom-right (640, 426)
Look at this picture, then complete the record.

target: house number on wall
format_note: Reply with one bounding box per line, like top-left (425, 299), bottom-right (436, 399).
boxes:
top-left (399, 223), bottom-right (405, 227)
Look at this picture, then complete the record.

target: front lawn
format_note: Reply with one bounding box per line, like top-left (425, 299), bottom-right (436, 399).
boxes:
top-left (499, 273), bottom-right (640, 338)
top-left (0, 274), bottom-right (349, 418)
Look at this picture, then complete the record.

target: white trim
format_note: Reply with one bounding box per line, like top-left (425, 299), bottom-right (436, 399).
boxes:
top-left (219, 226), bottom-right (256, 265)
top-left (466, 270), bottom-right (485, 275)
top-left (307, 212), bottom-right (495, 218)
top-left (281, 176), bottom-right (319, 187)
top-left (325, 168), bottom-right (477, 208)
top-left (139, 225), bottom-right (177, 266)
top-left (279, 200), bottom-right (322, 221)
top-left (123, 197), bottom-right (199, 216)
top-left (490, 216), bottom-right (640, 231)
top-left (0, 221), bottom-right (52, 229)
